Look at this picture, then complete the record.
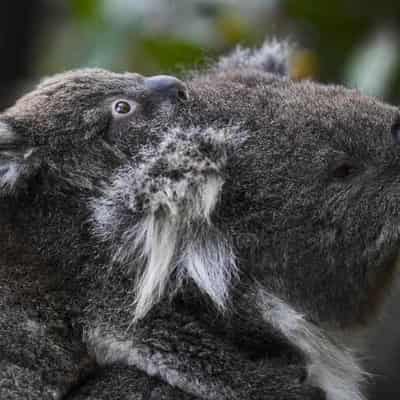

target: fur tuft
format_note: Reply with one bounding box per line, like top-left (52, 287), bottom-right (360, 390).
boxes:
top-left (0, 122), bottom-right (33, 194)
top-left (181, 225), bottom-right (236, 310)
top-left (0, 161), bottom-right (23, 192)
top-left (131, 214), bottom-right (179, 319)
top-left (0, 122), bottom-right (15, 145)
top-left (92, 126), bottom-right (240, 321)
top-left (217, 39), bottom-right (291, 76)
top-left (257, 289), bottom-right (366, 400)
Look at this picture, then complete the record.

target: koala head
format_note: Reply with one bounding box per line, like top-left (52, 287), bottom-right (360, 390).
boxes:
top-left (0, 70), bottom-right (188, 192)
top-left (1, 41), bottom-right (400, 336)
top-left (0, 70), bottom-right (190, 269)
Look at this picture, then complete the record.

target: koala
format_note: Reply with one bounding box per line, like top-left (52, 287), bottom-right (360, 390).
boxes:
top-left (1, 39), bottom-right (399, 400)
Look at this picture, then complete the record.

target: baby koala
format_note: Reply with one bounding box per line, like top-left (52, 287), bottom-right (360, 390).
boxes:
top-left (1, 40), bottom-right (400, 400)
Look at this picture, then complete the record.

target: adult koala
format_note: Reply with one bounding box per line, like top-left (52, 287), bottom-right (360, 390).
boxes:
top-left (0, 40), bottom-right (399, 400)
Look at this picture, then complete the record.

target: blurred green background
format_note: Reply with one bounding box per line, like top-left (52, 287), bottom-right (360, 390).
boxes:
top-left (2, 1), bottom-right (400, 399)
top-left (3, 0), bottom-right (400, 106)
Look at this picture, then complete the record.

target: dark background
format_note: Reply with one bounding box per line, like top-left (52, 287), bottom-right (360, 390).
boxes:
top-left (3, 1), bottom-right (400, 398)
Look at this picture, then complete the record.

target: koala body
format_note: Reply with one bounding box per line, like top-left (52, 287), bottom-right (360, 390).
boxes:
top-left (1, 41), bottom-right (400, 400)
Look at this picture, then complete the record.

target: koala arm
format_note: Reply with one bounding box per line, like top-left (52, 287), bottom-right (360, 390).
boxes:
top-left (66, 355), bottom-right (325, 400)
top-left (80, 303), bottom-right (325, 400)
top-left (64, 366), bottom-right (198, 400)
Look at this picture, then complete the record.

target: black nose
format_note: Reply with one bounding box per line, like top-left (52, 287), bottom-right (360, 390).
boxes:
top-left (144, 75), bottom-right (188, 101)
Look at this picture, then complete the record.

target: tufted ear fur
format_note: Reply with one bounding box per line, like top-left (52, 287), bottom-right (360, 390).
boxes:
top-left (0, 122), bottom-right (35, 194)
top-left (93, 126), bottom-right (242, 321)
top-left (217, 39), bottom-right (291, 76)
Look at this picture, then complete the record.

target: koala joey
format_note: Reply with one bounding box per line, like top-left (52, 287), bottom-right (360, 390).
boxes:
top-left (1, 40), bottom-right (400, 400)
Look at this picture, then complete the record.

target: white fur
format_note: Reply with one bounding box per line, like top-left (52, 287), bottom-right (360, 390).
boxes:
top-left (130, 214), bottom-right (179, 320)
top-left (87, 329), bottom-right (232, 400)
top-left (182, 235), bottom-right (236, 310)
top-left (88, 331), bottom-right (184, 385)
top-left (0, 123), bottom-right (20, 192)
top-left (0, 122), bottom-right (35, 193)
top-left (0, 122), bottom-right (15, 144)
top-left (218, 39), bottom-right (290, 75)
top-left (257, 289), bottom-right (366, 400)
top-left (0, 161), bottom-right (21, 191)
top-left (92, 126), bottom-right (239, 321)
top-left (131, 174), bottom-right (236, 321)
top-left (201, 176), bottom-right (224, 221)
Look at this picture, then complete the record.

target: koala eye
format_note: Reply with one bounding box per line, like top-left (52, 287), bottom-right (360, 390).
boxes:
top-left (332, 162), bottom-right (357, 179)
top-left (112, 100), bottom-right (136, 117)
top-left (391, 117), bottom-right (400, 144)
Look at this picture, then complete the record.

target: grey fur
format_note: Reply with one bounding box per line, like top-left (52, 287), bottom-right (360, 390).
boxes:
top-left (0, 40), bottom-right (399, 399)
top-left (217, 39), bottom-right (291, 75)
top-left (92, 125), bottom-right (238, 320)
top-left (257, 288), bottom-right (366, 400)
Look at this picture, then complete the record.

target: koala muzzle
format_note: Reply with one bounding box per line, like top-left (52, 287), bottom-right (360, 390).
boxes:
top-left (144, 75), bottom-right (188, 101)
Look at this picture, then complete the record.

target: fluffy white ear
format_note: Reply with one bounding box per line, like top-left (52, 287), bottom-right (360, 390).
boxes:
top-left (0, 122), bottom-right (34, 194)
top-left (217, 39), bottom-right (291, 76)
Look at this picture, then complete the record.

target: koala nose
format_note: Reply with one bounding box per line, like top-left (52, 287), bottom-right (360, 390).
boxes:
top-left (144, 75), bottom-right (188, 101)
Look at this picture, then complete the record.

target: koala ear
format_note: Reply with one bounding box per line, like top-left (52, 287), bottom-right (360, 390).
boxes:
top-left (217, 39), bottom-right (291, 76)
top-left (0, 122), bottom-right (34, 194)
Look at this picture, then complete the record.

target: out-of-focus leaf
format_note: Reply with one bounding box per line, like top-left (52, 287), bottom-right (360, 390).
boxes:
top-left (284, 0), bottom-right (370, 82)
top-left (291, 50), bottom-right (319, 80)
top-left (70, 0), bottom-right (101, 22)
top-left (345, 29), bottom-right (399, 97)
top-left (216, 12), bottom-right (253, 45)
top-left (139, 37), bottom-right (206, 72)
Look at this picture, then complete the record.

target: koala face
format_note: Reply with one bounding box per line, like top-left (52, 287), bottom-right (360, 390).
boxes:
top-left (1, 45), bottom-right (400, 336)
top-left (0, 69), bottom-right (190, 294)
top-left (215, 79), bottom-right (400, 327)
top-left (0, 70), bottom-right (188, 191)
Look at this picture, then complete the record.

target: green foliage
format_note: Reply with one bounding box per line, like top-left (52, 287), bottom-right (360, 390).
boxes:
top-left (33, 0), bottom-right (400, 100)
top-left (138, 37), bottom-right (206, 73)
top-left (70, 0), bottom-right (101, 22)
